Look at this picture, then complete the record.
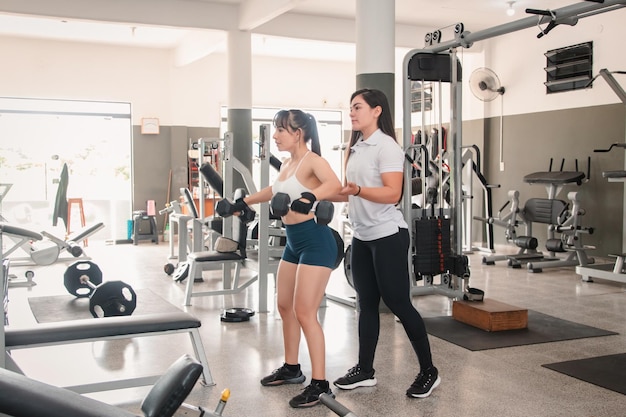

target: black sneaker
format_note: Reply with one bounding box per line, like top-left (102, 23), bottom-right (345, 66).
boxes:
top-left (333, 365), bottom-right (377, 390)
top-left (260, 363), bottom-right (306, 386)
top-left (289, 380), bottom-right (333, 408)
top-left (406, 367), bottom-right (441, 398)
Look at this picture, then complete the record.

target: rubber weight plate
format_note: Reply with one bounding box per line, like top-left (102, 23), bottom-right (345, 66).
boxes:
top-left (64, 260), bottom-right (103, 298)
top-left (89, 280), bottom-right (137, 318)
top-left (220, 307), bottom-right (255, 322)
top-left (330, 228), bottom-right (344, 270)
top-left (344, 244), bottom-right (354, 289)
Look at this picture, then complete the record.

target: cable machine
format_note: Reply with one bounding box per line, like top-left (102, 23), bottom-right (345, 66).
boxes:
top-left (401, 0), bottom-right (626, 300)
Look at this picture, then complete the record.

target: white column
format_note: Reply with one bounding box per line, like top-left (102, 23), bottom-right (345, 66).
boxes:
top-left (356, 0), bottom-right (395, 119)
top-left (227, 30), bottom-right (253, 182)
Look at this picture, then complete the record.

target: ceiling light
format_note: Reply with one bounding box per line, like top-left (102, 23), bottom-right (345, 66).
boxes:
top-left (506, 1), bottom-right (516, 16)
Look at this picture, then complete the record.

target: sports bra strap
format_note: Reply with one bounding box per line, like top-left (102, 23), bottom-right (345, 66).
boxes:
top-left (293, 151), bottom-right (310, 174)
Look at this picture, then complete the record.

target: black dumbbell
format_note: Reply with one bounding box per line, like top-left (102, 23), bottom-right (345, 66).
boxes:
top-left (63, 260), bottom-right (137, 318)
top-left (270, 192), bottom-right (334, 225)
top-left (216, 198), bottom-right (256, 223)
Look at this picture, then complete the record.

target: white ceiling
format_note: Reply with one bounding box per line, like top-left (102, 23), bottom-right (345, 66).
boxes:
top-left (0, 0), bottom-right (600, 62)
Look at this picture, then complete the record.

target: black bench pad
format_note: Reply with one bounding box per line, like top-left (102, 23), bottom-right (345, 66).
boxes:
top-left (188, 251), bottom-right (244, 262)
top-left (5, 312), bottom-right (200, 347)
top-left (524, 171), bottom-right (585, 185)
top-left (0, 223), bottom-right (43, 241)
top-left (0, 367), bottom-right (136, 417)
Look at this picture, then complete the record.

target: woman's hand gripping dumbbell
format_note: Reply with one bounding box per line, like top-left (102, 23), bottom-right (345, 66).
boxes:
top-left (215, 197), bottom-right (256, 223)
top-left (270, 192), bottom-right (334, 225)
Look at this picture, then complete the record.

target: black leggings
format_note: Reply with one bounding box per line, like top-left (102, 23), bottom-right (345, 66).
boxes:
top-left (351, 228), bottom-right (433, 373)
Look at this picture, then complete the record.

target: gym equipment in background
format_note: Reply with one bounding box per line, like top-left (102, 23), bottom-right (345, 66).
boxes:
top-left (169, 187), bottom-right (252, 283)
top-left (522, 159), bottom-right (594, 272)
top-left (1, 173), bottom-right (104, 276)
top-left (480, 158), bottom-right (594, 272)
top-left (161, 189), bottom-right (206, 282)
top-left (0, 223), bottom-right (41, 286)
top-left (402, 50), bottom-right (480, 301)
top-left (460, 144), bottom-right (499, 254)
top-left (63, 260), bottom-right (137, 317)
top-left (0, 354), bottom-right (205, 417)
top-left (575, 69), bottom-right (626, 282)
top-left (183, 195), bottom-right (255, 306)
top-left (476, 190), bottom-right (545, 267)
top-left (182, 128), bottom-right (284, 312)
top-left (577, 143), bottom-right (626, 283)
top-left (2, 222), bottom-right (103, 265)
top-left (396, 0), bottom-right (624, 298)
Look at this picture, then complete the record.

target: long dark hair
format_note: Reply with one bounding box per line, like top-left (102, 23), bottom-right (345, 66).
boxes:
top-left (273, 109), bottom-right (321, 156)
top-left (345, 88), bottom-right (395, 167)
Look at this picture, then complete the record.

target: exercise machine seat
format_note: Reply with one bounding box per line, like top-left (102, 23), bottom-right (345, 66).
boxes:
top-left (141, 354), bottom-right (203, 417)
top-left (0, 367), bottom-right (136, 417)
top-left (523, 171), bottom-right (585, 185)
top-left (0, 355), bottom-right (202, 417)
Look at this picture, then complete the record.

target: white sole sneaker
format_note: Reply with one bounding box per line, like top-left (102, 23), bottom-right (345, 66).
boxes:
top-left (333, 377), bottom-right (378, 390)
top-left (407, 375), bottom-right (441, 398)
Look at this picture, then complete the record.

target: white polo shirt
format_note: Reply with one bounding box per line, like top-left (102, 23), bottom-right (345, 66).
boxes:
top-left (346, 129), bottom-right (408, 241)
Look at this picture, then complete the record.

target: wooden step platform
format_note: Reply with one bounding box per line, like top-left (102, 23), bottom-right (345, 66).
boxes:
top-left (452, 298), bottom-right (528, 332)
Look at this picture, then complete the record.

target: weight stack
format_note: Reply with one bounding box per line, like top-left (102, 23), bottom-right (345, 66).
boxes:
top-left (413, 217), bottom-right (451, 276)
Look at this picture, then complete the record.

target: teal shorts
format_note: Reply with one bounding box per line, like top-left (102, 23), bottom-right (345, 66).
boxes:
top-left (282, 219), bottom-right (336, 269)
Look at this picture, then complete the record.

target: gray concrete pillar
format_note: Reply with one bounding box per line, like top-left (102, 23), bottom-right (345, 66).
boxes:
top-left (227, 30), bottom-right (253, 191)
top-left (356, 0), bottom-right (395, 121)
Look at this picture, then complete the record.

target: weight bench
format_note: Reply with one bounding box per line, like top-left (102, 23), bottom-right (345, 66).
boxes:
top-left (483, 159), bottom-right (593, 270)
top-left (183, 205), bottom-right (255, 306)
top-left (0, 354), bottom-right (204, 417)
top-left (0, 223), bottom-right (42, 286)
top-left (0, 221), bottom-right (104, 272)
top-left (3, 311), bottom-right (214, 394)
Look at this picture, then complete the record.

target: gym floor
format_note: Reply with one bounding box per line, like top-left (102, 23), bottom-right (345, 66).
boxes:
top-left (4, 239), bottom-right (626, 417)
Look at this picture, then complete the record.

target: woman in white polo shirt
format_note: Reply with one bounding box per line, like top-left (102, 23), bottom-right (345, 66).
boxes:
top-left (333, 89), bottom-right (440, 399)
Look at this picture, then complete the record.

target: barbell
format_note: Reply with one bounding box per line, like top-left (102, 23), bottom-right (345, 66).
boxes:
top-left (63, 260), bottom-right (137, 318)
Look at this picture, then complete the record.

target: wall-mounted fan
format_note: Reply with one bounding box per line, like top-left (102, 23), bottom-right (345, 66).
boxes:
top-left (469, 67), bottom-right (506, 170)
top-left (469, 67), bottom-right (505, 102)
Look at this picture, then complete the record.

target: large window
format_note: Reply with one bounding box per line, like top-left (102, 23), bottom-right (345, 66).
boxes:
top-left (0, 98), bottom-right (132, 241)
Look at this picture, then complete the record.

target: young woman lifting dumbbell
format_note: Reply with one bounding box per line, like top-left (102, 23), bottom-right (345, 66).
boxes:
top-left (231, 109), bottom-right (341, 408)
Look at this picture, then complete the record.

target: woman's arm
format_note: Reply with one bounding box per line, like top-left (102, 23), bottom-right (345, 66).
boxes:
top-left (308, 156), bottom-right (342, 201)
top-left (243, 186), bottom-right (274, 206)
top-left (341, 171), bottom-right (403, 204)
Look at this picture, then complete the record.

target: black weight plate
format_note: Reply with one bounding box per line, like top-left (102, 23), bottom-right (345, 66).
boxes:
top-left (89, 280), bottom-right (137, 318)
top-left (330, 228), bottom-right (344, 270)
top-left (343, 244), bottom-right (354, 289)
top-left (223, 307), bottom-right (255, 318)
top-left (63, 260), bottom-right (103, 298)
top-left (220, 307), bottom-right (255, 322)
top-left (164, 263), bottom-right (175, 275)
top-left (220, 312), bottom-right (249, 322)
top-left (173, 262), bottom-right (189, 282)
